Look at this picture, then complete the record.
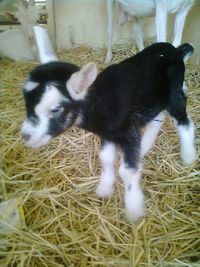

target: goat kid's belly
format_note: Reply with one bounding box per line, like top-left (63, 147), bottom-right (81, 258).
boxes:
top-left (90, 108), bottom-right (164, 142)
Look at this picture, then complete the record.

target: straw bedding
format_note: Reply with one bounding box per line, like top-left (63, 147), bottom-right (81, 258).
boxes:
top-left (0, 44), bottom-right (200, 267)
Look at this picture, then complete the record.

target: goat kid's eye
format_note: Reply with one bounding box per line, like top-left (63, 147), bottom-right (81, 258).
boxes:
top-left (50, 106), bottom-right (64, 116)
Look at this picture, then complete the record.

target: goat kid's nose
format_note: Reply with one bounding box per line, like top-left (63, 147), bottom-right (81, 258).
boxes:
top-left (22, 133), bottom-right (31, 142)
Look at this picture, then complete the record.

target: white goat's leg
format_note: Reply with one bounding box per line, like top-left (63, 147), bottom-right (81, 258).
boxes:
top-left (133, 17), bottom-right (144, 51)
top-left (141, 111), bottom-right (166, 157)
top-left (33, 26), bottom-right (58, 64)
top-left (172, 4), bottom-right (193, 47)
top-left (175, 118), bottom-right (196, 166)
top-left (105, 0), bottom-right (115, 63)
top-left (96, 141), bottom-right (117, 197)
top-left (156, 1), bottom-right (168, 42)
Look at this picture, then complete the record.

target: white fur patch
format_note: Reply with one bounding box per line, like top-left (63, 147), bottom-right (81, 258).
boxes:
top-left (35, 84), bottom-right (64, 116)
top-left (141, 111), bottom-right (166, 157)
top-left (96, 142), bottom-right (116, 197)
top-left (24, 80), bottom-right (39, 92)
top-left (175, 119), bottom-right (196, 165)
top-left (21, 117), bottom-right (51, 148)
top-left (182, 82), bottom-right (187, 94)
top-left (119, 162), bottom-right (145, 221)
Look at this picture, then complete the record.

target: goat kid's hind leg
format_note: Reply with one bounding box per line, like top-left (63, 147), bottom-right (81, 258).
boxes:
top-left (168, 90), bottom-right (196, 166)
top-left (119, 135), bottom-right (145, 221)
top-left (96, 140), bottom-right (117, 197)
top-left (174, 117), bottom-right (196, 166)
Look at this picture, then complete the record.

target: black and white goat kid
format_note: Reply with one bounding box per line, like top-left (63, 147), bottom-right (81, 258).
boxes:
top-left (22, 26), bottom-right (196, 221)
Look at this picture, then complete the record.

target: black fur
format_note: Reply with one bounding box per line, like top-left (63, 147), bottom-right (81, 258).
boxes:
top-left (79, 43), bottom-right (192, 167)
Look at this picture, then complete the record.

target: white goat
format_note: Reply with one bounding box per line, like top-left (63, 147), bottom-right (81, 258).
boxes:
top-left (0, 1), bottom-right (40, 61)
top-left (106, 0), bottom-right (196, 63)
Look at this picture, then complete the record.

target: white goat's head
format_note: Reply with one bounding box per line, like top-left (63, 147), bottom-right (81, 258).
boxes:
top-left (14, 1), bottom-right (40, 26)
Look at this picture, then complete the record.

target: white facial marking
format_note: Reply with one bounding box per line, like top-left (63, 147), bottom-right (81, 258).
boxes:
top-left (24, 80), bottom-right (39, 92)
top-left (35, 84), bottom-right (64, 116)
top-left (96, 142), bottom-right (116, 197)
top-left (22, 84), bottom-right (64, 147)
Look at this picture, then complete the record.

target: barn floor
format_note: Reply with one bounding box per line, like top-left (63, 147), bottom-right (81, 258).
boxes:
top-left (0, 44), bottom-right (200, 267)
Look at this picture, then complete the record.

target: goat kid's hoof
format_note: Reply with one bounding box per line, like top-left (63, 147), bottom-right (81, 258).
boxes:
top-left (96, 183), bottom-right (114, 198)
top-left (181, 149), bottom-right (197, 166)
top-left (125, 207), bottom-right (146, 222)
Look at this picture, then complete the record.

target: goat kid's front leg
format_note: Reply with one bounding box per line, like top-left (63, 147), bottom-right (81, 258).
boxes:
top-left (96, 140), bottom-right (117, 197)
top-left (119, 136), bottom-right (145, 221)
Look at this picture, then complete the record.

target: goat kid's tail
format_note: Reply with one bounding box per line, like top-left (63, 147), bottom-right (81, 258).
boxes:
top-left (177, 43), bottom-right (194, 62)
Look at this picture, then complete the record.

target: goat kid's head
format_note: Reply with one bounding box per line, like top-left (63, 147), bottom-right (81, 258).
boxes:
top-left (21, 61), bottom-right (97, 148)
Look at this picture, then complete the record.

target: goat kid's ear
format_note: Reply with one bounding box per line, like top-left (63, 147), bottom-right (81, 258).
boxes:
top-left (66, 62), bottom-right (97, 100)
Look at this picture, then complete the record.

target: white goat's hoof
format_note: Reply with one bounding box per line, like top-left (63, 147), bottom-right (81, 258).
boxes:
top-left (96, 183), bottom-right (114, 197)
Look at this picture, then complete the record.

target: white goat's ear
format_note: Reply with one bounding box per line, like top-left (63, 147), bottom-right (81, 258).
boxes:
top-left (66, 62), bottom-right (97, 100)
top-left (33, 26), bottom-right (58, 64)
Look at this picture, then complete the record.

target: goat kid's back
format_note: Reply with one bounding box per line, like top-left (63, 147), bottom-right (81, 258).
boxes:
top-left (83, 43), bottom-right (193, 138)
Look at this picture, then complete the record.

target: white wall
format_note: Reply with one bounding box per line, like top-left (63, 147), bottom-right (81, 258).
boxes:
top-left (48, 0), bottom-right (200, 69)
top-left (50, 0), bottom-right (155, 50)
